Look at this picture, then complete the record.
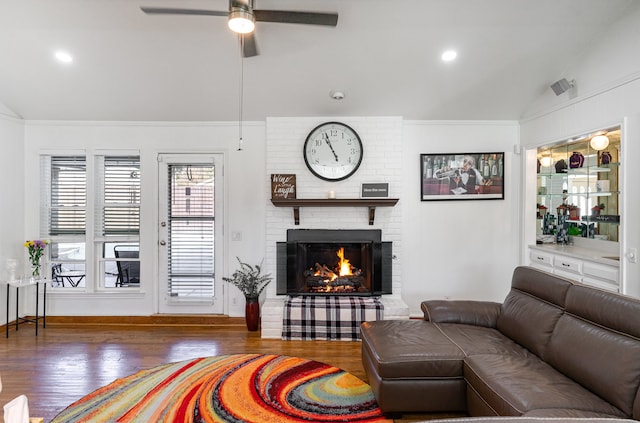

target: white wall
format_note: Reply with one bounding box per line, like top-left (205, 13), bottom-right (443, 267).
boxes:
top-left (23, 121), bottom-right (266, 317)
top-left (14, 117), bottom-right (524, 320)
top-left (0, 115), bottom-right (25, 325)
top-left (401, 121), bottom-right (522, 315)
top-left (264, 117), bottom-right (522, 317)
top-left (264, 116), bottom-right (404, 299)
top-left (520, 4), bottom-right (640, 297)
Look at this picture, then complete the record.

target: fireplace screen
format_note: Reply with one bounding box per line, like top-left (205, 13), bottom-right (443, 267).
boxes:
top-left (277, 229), bottom-right (392, 296)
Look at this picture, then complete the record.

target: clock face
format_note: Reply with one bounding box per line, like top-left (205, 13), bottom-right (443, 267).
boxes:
top-left (303, 122), bottom-right (363, 181)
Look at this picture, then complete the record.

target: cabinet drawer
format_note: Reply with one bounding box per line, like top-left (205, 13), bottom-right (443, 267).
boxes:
top-left (583, 261), bottom-right (619, 283)
top-left (530, 250), bottom-right (553, 268)
top-left (553, 268), bottom-right (581, 282)
top-left (582, 276), bottom-right (619, 292)
top-left (554, 255), bottom-right (582, 275)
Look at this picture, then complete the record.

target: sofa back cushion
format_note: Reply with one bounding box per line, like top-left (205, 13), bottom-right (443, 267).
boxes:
top-left (496, 267), bottom-right (572, 358)
top-left (545, 284), bottom-right (640, 417)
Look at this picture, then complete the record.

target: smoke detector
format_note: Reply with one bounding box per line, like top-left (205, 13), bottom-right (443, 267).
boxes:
top-left (330, 90), bottom-right (345, 100)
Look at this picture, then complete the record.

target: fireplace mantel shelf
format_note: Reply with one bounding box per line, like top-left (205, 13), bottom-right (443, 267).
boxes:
top-left (270, 198), bottom-right (399, 225)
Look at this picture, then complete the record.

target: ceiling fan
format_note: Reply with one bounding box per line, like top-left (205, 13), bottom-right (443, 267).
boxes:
top-left (140, 0), bottom-right (339, 57)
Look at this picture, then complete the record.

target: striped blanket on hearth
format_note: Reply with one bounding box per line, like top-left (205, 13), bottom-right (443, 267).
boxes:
top-left (282, 296), bottom-right (384, 341)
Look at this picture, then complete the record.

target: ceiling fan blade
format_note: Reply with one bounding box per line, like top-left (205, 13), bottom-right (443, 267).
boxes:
top-left (140, 7), bottom-right (228, 17)
top-left (253, 10), bottom-right (338, 26)
top-left (242, 33), bottom-right (259, 58)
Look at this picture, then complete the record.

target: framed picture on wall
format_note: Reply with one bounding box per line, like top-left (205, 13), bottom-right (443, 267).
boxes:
top-left (421, 153), bottom-right (505, 201)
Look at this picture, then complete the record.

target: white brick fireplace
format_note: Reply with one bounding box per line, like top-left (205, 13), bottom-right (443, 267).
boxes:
top-left (261, 117), bottom-right (409, 338)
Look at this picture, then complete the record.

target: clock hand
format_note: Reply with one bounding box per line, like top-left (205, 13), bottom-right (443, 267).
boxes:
top-left (323, 132), bottom-right (339, 162)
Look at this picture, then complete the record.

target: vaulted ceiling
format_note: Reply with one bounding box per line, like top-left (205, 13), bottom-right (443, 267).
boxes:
top-left (0, 0), bottom-right (636, 122)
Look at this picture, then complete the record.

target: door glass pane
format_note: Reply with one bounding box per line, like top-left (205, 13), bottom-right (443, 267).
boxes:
top-left (167, 164), bottom-right (215, 299)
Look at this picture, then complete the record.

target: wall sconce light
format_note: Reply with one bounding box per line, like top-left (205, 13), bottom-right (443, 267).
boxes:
top-left (590, 134), bottom-right (610, 151)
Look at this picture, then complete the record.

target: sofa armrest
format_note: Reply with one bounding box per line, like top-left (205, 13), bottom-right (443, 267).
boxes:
top-left (421, 300), bottom-right (501, 328)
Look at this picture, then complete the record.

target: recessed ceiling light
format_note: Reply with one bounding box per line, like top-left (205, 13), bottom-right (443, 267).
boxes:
top-left (55, 51), bottom-right (73, 63)
top-left (441, 50), bottom-right (457, 62)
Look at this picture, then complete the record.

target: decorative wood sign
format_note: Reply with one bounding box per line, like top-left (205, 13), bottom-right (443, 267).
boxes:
top-left (271, 174), bottom-right (297, 199)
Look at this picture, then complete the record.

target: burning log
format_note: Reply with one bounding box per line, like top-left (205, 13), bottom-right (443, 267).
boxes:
top-left (314, 263), bottom-right (335, 278)
top-left (302, 246), bottom-right (367, 294)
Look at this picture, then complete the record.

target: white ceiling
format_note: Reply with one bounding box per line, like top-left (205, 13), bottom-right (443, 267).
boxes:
top-left (0, 0), bottom-right (636, 122)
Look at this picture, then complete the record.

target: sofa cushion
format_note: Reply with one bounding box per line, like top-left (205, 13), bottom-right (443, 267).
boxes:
top-left (565, 284), bottom-right (640, 339)
top-left (496, 267), bottom-right (571, 358)
top-left (422, 300), bottom-right (501, 327)
top-left (510, 266), bottom-right (573, 307)
top-left (464, 354), bottom-right (625, 417)
top-left (496, 290), bottom-right (564, 358)
top-left (360, 320), bottom-right (465, 379)
top-left (523, 408), bottom-right (630, 419)
top-left (545, 314), bottom-right (640, 417)
top-left (435, 323), bottom-right (535, 358)
top-left (545, 284), bottom-right (640, 418)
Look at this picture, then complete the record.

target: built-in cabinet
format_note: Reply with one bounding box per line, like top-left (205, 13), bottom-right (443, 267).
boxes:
top-left (529, 245), bottom-right (619, 292)
top-left (529, 126), bottom-right (622, 292)
top-left (536, 129), bottom-right (620, 243)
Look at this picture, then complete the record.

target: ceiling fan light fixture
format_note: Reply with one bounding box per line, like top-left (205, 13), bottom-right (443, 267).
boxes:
top-left (228, 8), bottom-right (255, 34)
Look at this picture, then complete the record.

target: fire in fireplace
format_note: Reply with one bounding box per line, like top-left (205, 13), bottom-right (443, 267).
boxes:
top-left (304, 246), bottom-right (366, 294)
top-left (277, 229), bottom-right (392, 296)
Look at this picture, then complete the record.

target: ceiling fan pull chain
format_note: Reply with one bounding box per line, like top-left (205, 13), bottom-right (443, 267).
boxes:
top-left (237, 34), bottom-right (244, 151)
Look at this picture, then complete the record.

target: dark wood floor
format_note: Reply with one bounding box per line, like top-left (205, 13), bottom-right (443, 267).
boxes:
top-left (0, 317), bottom-right (461, 422)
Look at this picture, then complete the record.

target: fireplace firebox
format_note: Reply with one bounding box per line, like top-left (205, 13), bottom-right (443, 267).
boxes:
top-left (277, 229), bottom-right (392, 296)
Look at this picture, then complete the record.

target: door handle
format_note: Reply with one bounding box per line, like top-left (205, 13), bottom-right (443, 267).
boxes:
top-left (159, 240), bottom-right (166, 246)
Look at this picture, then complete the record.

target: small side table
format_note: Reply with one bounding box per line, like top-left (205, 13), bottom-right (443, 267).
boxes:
top-left (3, 278), bottom-right (48, 338)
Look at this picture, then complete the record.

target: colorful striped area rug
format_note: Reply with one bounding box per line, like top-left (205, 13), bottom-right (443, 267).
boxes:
top-left (51, 354), bottom-right (392, 422)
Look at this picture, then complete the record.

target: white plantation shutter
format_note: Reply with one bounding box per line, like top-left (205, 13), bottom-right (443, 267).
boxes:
top-left (167, 164), bottom-right (215, 298)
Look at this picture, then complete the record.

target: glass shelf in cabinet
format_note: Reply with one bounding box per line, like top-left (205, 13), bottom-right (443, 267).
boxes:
top-left (566, 166), bottom-right (611, 175)
top-left (537, 172), bottom-right (568, 179)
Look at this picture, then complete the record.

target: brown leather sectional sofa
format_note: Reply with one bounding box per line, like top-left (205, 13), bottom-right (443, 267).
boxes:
top-left (360, 266), bottom-right (640, 419)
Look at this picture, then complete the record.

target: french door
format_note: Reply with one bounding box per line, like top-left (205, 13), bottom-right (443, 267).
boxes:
top-left (158, 154), bottom-right (224, 314)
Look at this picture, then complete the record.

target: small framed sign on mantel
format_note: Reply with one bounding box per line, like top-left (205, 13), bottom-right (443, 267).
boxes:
top-left (271, 174), bottom-right (297, 199)
top-left (361, 183), bottom-right (389, 198)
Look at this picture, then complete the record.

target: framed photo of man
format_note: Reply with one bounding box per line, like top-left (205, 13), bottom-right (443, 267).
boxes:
top-left (421, 153), bottom-right (504, 201)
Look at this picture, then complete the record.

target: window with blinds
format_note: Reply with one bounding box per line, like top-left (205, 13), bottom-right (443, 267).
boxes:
top-left (42, 155), bottom-right (87, 288)
top-left (101, 156), bottom-right (140, 236)
top-left (167, 164), bottom-right (215, 298)
top-left (49, 156), bottom-right (86, 235)
top-left (96, 156), bottom-right (141, 288)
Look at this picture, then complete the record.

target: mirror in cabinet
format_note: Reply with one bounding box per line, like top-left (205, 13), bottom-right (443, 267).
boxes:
top-left (536, 126), bottom-right (620, 243)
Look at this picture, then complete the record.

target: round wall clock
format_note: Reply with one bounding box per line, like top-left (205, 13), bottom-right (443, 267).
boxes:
top-left (303, 122), bottom-right (363, 181)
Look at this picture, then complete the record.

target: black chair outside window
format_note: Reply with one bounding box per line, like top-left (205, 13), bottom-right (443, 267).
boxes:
top-left (51, 264), bottom-right (64, 287)
top-left (114, 245), bottom-right (140, 287)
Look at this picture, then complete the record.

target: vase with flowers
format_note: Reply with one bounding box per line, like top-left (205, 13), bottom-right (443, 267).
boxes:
top-left (222, 257), bottom-right (272, 331)
top-left (24, 239), bottom-right (49, 278)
